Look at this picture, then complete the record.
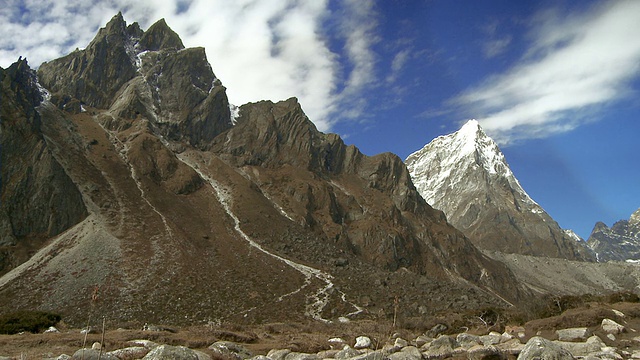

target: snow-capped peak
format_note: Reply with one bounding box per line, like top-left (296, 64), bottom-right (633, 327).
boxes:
top-left (406, 119), bottom-right (541, 213)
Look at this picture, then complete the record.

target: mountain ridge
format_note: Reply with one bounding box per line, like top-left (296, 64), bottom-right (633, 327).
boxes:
top-left (0, 14), bottom-right (527, 325)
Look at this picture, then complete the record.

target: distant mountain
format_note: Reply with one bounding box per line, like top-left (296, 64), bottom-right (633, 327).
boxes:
top-left (0, 14), bottom-right (526, 325)
top-left (406, 120), bottom-right (594, 261)
top-left (587, 208), bottom-right (640, 262)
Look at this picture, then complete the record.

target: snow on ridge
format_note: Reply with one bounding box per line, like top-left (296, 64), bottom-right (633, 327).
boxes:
top-left (406, 119), bottom-right (543, 211)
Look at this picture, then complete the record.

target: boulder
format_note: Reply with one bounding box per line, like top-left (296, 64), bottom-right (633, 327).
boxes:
top-left (284, 352), bottom-right (320, 360)
top-left (108, 346), bottom-right (150, 360)
top-left (350, 350), bottom-right (387, 360)
top-left (335, 346), bottom-right (360, 359)
top-left (602, 319), bottom-right (625, 335)
top-left (552, 335), bottom-right (605, 357)
top-left (71, 349), bottom-right (119, 360)
top-left (480, 332), bottom-right (502, 346)
top-left (422, 335), bottom-right (461, 359)
top-left (389, 346), bottom-right (421, 360)
top-left (518, 337), bottom-right (574, 360)
top-left (209, 341), bottom-right (253, 360)
top-left (267, 349), bottom-right (292, 360)
top-left (414, 336), bottom-right (432, 348)
top-left (467, 345), bottom-right (502, 360)
top-left (556, 328), bottom-right (592, 342)
top-left (142, 345), bottom-right (199, 360)
top-left (456, 333), bottom-right (481, 349)
top-left (426, 324), bottom-right (448, 338)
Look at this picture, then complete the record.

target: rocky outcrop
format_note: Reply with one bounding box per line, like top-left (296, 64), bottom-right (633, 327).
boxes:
top-left (0, 58), bottom-right (87, 272)
top-left (406, 120), bottom-right (594, 261)
top-left (37, 13), bottom-right (232, 149)
top-left (587, 208), bottom-right (640, 261)
top-left (38, 12), bottom-right (139, 109)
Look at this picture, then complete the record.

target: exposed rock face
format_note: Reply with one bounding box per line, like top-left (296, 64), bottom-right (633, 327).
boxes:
top-left (406, 120), bottom-right (594, 261)
top-left (587, 208), bottom-right (640, 261)
top-left (210, 99), bottom-right (524, 298)
top-left (37, 12), bottom-right (232, 149)
top-left (0, 58), bottom-right (87, 272)
top-left (1, 14), bottom-right (526, 326)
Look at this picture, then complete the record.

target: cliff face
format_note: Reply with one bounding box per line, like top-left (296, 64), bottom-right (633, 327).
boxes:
top-left (588, 209), bottom-right (640, 261)
top-left (0, 59), bottom-right (87, 273)
top-left (406, 120), bottom-right (594, 261)
top-left (0, 14), bottom-right (527, 326)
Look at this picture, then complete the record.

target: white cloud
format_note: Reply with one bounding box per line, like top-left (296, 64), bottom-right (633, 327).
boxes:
top-left (0, 0), bottom-right (381, 132)
top-left (453, 0), bottom-right (640, 145)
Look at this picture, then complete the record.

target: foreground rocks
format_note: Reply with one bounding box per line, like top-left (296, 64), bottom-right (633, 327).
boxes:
top-left (6, 316), bottom-right (637, 360)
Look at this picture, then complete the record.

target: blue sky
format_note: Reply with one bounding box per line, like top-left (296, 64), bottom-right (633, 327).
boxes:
top-left (1, 0), bottom-right (638, 239)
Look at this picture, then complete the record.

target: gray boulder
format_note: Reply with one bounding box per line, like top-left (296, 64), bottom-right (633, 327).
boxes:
top-left (335, 346), bottom-right (360, 360)
top-left (467, 345), bottom-right (502, 360)
top-left (602, 319), bottom-right (625, 335)
top-left (350, 351), bottom-right (388, 360)
top-left (209, 341), bottom-right (253, 360)
top-left (556, 328), bottom-right (592, 342)
top-left (389, 346), bottom-right (421, 360)
top-left (267, 349), bottom-right (292, 360)
top-left (553, 335), bottom-right (605, 357)
top-left (107, 346), bottom-right (150, 360)
top-left (71, 349), bottom-right (119, 360)
top-left (284, 353), bottom-right (320, 360)
top-left (456, 333), bottom-right (481, 349)
top-left (422, 335), bottom-right (461, 359)
top-left (142, 345), bottom-right (199, 360)
top-left (518, 337), bottom-right (574, 360)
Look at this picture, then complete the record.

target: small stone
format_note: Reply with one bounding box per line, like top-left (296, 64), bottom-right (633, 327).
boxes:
top-left (479, 332), bottom-right (501, 346)
top-left (328, 338), bottom-right (347, 350)
top-left (44, 326), bottom-right (60, 333)
top-left (355, 336), bottom-right (372, 349)
top-left (607, 333), bottom-right (616, 341)
top-left (91, 342), bottom-right (102, 350)
top-left (393, 337), bottom-right (408, 350)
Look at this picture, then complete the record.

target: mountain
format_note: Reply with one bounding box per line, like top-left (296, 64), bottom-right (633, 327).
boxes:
top-left (587, 208), bottom-right (640, 261)
top-left (406, 120), bottom-right (594, 261)
top-left (0, 14), bottom-right (527, 326)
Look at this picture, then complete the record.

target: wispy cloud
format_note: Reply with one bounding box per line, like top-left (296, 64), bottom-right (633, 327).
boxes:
top-left (454, 0), bottom-right (640, 145)
top-left (0, 0), bottom-right (382, 132)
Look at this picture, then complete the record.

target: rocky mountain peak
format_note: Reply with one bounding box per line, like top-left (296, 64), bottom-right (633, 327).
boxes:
top-left (630, 208), bottom-right (640, 225)
top-left (587, 209), bottom-right (640, 261)
top-left (139, 18), bottom-right (185, 52)
top-left (406, 120), bottom-right (594, 261)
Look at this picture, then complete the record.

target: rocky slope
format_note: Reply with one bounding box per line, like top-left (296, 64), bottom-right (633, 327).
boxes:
top-left (0, 58), bottom-right (87, 273)
top-left (587, 208), bottom-right (640, 262)
top-left (0, 14), bottom-right (528, 326)
top-left (406, 120), bottom-right (594, 261)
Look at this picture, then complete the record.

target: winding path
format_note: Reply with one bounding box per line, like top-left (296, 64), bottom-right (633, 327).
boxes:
top-left (177, 154), bottom-right (362, 322)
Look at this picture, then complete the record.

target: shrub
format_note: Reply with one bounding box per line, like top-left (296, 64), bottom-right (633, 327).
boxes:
top-left (0, 310), bottom-right (62, 334)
